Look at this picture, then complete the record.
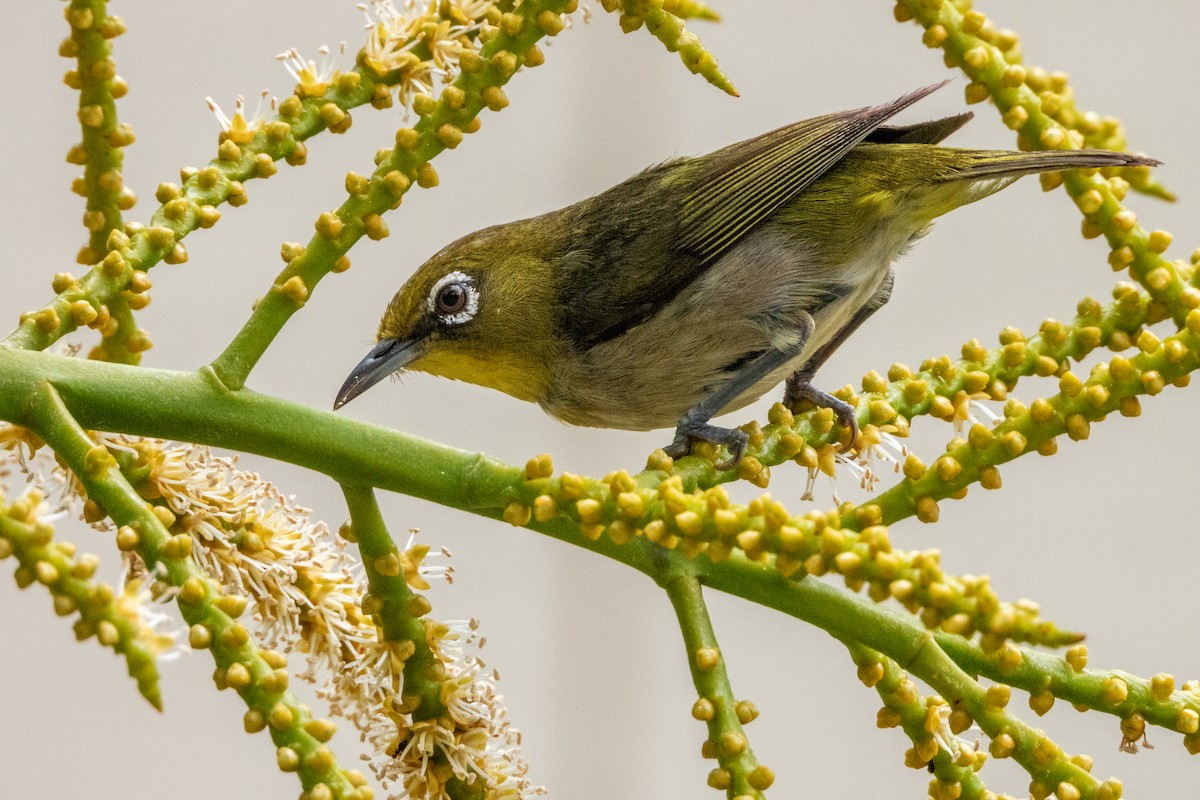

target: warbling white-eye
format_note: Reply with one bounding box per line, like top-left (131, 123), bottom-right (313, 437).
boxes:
top-left (335, 82), bottom-right (1157, 469)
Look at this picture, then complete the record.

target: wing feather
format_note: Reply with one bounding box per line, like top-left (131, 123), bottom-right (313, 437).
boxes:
top-left (557, 83), bottom-right (952, 349)
top-left (676, 81), bottom-right (951, 263)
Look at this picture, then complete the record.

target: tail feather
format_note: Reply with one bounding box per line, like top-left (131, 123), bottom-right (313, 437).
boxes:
top-left (938, 149), bottom-right (1161, 183)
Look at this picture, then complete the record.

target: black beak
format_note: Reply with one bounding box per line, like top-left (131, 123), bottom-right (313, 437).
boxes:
top-left (334, 337), bottom-right (423, 410)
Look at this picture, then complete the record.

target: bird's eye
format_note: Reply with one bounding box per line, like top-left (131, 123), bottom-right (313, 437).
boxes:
top-left (436, 283), bottom-right (467, 315)
top-left (427, 271), bottom-right (478, 324)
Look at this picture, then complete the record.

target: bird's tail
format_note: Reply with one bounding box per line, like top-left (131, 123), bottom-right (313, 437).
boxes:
top-left (937, 148), bottom-right (1160, 183)
top-left (916, 148), bottom-right (1161, 214)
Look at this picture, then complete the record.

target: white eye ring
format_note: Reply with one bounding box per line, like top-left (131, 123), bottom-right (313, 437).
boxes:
top-left (427, 271), bottom-right (479, 325)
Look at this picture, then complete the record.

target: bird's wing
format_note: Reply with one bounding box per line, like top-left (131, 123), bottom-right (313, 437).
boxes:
top-left (675, 81), bottom-right (949, 263)
top-left (559, 83), bottom-right (951, 349)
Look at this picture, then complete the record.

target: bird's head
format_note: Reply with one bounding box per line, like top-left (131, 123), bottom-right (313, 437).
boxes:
top-left (334, 220), bottom-right (562, 410)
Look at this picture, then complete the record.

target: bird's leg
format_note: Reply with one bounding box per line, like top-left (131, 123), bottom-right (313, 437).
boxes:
top-left (665, 314), bottom-right (815, 471)
top-left (783, 271), bottom-right (893, 452)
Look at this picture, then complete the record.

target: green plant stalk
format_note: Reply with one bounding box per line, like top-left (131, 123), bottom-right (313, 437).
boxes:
top-left (862, 317), bottom-right (1200, 527)
top-left (668, 284), bottom-right (1152, 495)
top-left (2, 346), bottom-right (1193, 745)
top-left (67, 0), bottom-right (126, 261)
top-left (342, 485), bottom-right (491, 800)
top-left (895, 0), bottom-right (1194, 328)
top-left (211, 0), bottom-right (574, 390)
top-left (663, 569), bottom-right (764, 799)
top-left (937, 634), bottom-right (1200, 738)
top-left (844, 642), bottom-right (989, 800)
top-left (341, 485), bottom-right (447, 721)
top-left (92, 298), bottom-right (140, 364)
top-left (711, 560), bottom-right (1110, 798)
top-left (0, 509), bottom-right (163, 708)
top-left (0, 348), bottom-right (1095, 660)
top-left (5, 60), bottom-right (399, 355)
top-left (64, 1), bottom-right (142, 365)
top-left (23, 383), bottom-right (361, 798)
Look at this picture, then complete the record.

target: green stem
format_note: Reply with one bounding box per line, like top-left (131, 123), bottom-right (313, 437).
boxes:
top-left (843, 641), bottom-right (989, 799)
top-left (0, 353), bottom-right (505, 509)
top-left (0, 508), bottom-right (162, 708)
top-left (67, 0), bottom-right (126, 260)
top-left (3, 354), bottom-right (1057, 665)
top-left (5, 61), bottom-right (395, 354)
top-left (65, 0), bottom-right (144, 364)
top-left (341, 484), bottom-right (447, 721)
top-left (663, 569), bottom-right (766, 799)
top-left (341, 484), bottom-right (488, 800)
top-left (211, 0), bottom-right (574, 390)
top-left (938, 634), bottom-right (1200, 737)
top-left (90, 296), bottom-right (140, 365)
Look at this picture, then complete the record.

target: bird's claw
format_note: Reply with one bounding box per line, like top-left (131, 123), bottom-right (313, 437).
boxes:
top-left (663, 421), bottom-right (750, 471)
top-left (830, 400), bottom-right (860, 454)
top-left (784, 381), bottom-right (860, 453)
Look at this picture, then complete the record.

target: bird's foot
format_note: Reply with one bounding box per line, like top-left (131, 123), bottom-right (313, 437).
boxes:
top-left (663, 419), bottom-right (750, 472)
top-left (784, 381), bottom-right (860, 453)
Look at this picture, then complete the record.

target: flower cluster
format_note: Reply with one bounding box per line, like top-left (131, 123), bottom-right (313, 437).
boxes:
top-left (278, 43), bottom-right (349, 98)
top-left (95, 435), bottom-right (372, 668)
top-left (11, 421), bottom-right (537, 799)
top-left (362, 603), bottom-right (542, 800)
top-left (206, 91), bottom-right (274, 145)
top-left (359, 0), bottom-right (496, 110)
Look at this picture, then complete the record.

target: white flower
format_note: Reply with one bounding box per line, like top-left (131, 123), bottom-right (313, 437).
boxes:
top-left (117, 564), bottom-right (184, 662)
top-left (276, 44), bottom-right (345, 96)
top-left (205, 91), bottom-right (272, 144)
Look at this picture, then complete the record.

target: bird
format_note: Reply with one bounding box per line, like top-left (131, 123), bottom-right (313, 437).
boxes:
top-left (334, 82), bottom-right (1158, 469)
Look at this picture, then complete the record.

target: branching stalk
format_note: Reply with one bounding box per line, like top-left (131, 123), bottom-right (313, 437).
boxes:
top-left (663, 569), bottom-right (767, 798)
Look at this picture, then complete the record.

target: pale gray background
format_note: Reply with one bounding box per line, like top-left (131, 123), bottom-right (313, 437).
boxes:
top-left (2, 2), bottom-right (1198, 798)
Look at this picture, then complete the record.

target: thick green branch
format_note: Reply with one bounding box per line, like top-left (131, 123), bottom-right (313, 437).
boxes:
top-left (0, 347), bottom-right (1086, 652)
top-left (1, 347), bottom-right (1188, 745)
top-left (0, 350), bottom-right (516, 510)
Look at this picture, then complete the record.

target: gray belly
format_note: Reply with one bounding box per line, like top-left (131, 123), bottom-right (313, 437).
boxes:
top-left (542, 227), bottom-right (897, 431)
